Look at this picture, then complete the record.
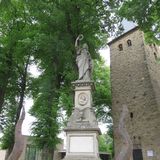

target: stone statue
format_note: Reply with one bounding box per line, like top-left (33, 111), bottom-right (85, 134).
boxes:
top-left (75, 34), bottom-right (92, 81)
top-left (115, 105), bottom-right (133, 160)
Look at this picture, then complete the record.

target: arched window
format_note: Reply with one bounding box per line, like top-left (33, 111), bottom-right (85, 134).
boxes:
top-left (127, 39), bottom-right (132, 46)
top-left (130, 112), bottom-right (133, 119)
top-left (118, 44), bottom-right (123, 51)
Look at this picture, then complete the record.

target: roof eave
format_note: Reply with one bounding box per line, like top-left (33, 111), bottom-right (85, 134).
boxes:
top-left (107, 26), bottom-right (139, 46)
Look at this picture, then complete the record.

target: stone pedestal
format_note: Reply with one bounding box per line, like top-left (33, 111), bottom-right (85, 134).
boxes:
top-left (63, 81), bottom-right (101, 160)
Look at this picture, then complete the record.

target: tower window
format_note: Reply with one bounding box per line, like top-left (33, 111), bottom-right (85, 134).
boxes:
top-left (130, 112), bottom-right (133, 119)
top-left (118, 44), bottom-right (123, 51)
top-left (127, 39), bottom-right (132, 46)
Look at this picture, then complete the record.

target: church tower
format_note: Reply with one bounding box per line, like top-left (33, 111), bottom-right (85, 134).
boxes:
top-left (108, 27), bottom-right (160, 160)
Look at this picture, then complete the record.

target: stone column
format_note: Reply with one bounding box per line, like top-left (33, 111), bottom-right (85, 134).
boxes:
top-left (63, 81), bottom-right (101, 160)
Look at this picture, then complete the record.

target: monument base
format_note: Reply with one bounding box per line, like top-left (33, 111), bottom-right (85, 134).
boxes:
top-left (63, 128), bottom-right (101, 160)
top-left (63, 155), bottom-right (101, 160)
top-left (63, 80), bottom-right (101, 160)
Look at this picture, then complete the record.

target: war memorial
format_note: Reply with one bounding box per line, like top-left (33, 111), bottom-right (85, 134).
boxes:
top-left (63, 34), bottom-right (102, 160)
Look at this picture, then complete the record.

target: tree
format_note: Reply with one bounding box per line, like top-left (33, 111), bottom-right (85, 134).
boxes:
top-left (116, 0), bottom-right (160, 44)
top-left (7, 107), bottom-right (25, 160)
top-left (27, 0), bottom-right (117, 152)
top-left (0, 1), bottom-right (36, 159)
top-left (115, 105), bottom-right (132, 160)
top-left (93, 58), bottom-right (111, 123)
top-left (99, 134), bottom-right (113, 153)
top-left (0, 1), bottom-right (119, 158)
top-left (93, 58), bottom-right (113, 155)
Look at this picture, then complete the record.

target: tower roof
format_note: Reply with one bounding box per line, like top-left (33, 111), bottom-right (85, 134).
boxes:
top-left (107, 26), bottom-right (139, 46)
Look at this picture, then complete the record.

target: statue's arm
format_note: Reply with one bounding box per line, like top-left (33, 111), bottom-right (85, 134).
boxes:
top-left (75, 36), bottom-right (79, 49)
top-left (75, 34), bottom-right (84, 53)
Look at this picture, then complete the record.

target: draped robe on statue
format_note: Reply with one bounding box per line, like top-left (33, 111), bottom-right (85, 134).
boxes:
top-left (76, 43), bottom-right (92, 80)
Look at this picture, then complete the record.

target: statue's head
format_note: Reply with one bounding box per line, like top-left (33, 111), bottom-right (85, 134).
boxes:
top-left (82, 43), bottom-right (88, 50)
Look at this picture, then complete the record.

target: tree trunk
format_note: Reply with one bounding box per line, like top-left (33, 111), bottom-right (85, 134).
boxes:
top-left (5, 55), bottom-right (30, 159)
top-left (7, 107), bottom-right (25, 160)
top-left (115, 105), bottom-right (133, 160)
top-left (42, 148), bottom-right (54, 160)
top-left (15, 55), bottom-right (30, 124)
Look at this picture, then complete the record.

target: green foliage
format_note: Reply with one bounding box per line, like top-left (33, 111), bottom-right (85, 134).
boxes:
top-left (0, 0), bottom-right (118, 152)
top-left (99, 134), bottom-right (113, 153)
top-left (30, 72), bottom-right (61, 149)
top-left (117, 0), bottom-right (160, 44)
top-left (93, 58), bottom-right (111, 123)
top-left (93, 58), bottom-right (113, 154)
top-left (0, 105), bottom-right (16, 149)
top-left (0, 0), bottom-right (34, 151)
top-left (27, 0), bottom-right (116, 149)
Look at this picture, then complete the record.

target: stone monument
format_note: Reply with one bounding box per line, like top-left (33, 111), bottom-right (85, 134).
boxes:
top-left (63, 35), bottom-right (101, 160)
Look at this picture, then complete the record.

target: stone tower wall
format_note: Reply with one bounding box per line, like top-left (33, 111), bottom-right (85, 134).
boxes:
top-left (144, 43), bottom-right (160, 111)
top-left (109, 28), bottom-right (160, 160)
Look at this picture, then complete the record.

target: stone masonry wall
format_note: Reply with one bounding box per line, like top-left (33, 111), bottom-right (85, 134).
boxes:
top-left (109, 28), bottom-right (160, 160)
top-left (144, 42), bottom-right (160, 111)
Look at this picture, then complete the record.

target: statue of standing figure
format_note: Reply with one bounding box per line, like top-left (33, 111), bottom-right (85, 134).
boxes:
top-left (75, 34), bottom-right (92, 81)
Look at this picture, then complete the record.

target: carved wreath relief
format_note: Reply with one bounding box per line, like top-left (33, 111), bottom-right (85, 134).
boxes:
top-left (78, 92), bottom-right (88, 106)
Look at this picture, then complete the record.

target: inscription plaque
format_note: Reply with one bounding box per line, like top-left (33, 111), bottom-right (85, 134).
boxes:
top-left (69, 136), bottom-right (94, 153)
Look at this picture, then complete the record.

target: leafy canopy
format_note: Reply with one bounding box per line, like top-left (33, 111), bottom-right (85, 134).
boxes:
top-left (117, 0), bottom-right (160, 44)
top-left (0, 0), bottom-right (118, 152)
